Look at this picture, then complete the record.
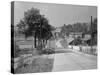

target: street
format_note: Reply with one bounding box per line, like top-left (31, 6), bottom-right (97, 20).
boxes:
top-left (52, 48), bottom-right (97, 71)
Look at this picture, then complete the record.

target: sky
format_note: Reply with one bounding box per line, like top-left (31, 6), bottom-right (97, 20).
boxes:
top-left (14, 1), bottom-right (97, 27)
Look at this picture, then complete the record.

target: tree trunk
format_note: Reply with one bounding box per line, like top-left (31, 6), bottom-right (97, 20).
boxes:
top-left (34, 32), bottom-right (37, 48)
top-left (43, 39), bottom-right (45, 48)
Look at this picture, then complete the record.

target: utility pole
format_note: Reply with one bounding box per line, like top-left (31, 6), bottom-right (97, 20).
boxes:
top-left (91, 16), bottom-right (93, 35)
top-left (34, 31), bottom-right (36, 48)
top-left (91, 16), bottom-right (93, 54)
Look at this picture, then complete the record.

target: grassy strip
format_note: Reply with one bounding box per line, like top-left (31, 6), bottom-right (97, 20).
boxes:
top-left (15, 57), bottom-right (54, 74)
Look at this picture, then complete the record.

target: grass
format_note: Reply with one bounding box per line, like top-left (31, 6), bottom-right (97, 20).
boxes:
top-left (14, 57), bottom-right (54, 74)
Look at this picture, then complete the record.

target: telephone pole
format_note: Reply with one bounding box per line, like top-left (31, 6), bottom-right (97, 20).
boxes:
top-left (91, 16), bottom-right (93, 54)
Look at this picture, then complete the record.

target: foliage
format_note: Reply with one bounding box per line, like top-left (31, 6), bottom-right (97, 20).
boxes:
top-left (41, 48), bottom-right (55, 54)
top-left (17, 8), bottom-right (54, 50)
top-left (62, 18), bottom-right (97, 46)
top-left (60, 23), bottom-right (90, 37)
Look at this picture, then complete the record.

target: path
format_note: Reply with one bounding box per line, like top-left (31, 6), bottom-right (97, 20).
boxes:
top-left (55, 39), bottom-right (63, 48)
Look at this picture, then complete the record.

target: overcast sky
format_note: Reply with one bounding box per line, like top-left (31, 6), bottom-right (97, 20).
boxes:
top-left (14, 1), bottom-right (97, 27)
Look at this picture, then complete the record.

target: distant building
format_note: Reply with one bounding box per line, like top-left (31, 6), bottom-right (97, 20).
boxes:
top-left (52, 27), bottom-right (61, 39)
top-left (82, 34), bottom-right (92, 46)
top-left (68, 32), bottom-right (91, 46)
top-left (82, 34), bottom-right (91, 40)
top-left (69, 32), bottom-right (83, 38)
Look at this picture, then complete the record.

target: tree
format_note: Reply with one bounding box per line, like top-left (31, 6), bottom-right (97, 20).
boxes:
top-left (60, 22), bottom-right (90, 38)
top-left (17, 20), bottom-right (26, 35)
top-left (17, 8), bottom-right (53, 50)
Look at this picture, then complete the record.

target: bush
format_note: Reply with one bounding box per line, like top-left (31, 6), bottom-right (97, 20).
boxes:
top-left (41, 48), bottom-right (55, 54)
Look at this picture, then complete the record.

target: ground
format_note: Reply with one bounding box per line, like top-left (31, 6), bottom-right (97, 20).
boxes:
top-left (14, 39), bottom-right (97, 73)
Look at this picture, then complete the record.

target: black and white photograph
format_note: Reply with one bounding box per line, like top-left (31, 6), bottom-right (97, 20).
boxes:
top-left (11, 1), bottom-right (97, 74)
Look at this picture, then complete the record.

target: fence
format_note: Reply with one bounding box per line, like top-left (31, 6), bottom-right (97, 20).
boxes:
top-left (68, 45), bottom-right (97, 55)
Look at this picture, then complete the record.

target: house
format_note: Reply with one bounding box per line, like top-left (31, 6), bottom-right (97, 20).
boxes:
top-left (69, 32), bottom-right (83, 38)
top-left (69, 32), bottom-right (91, 46)
top-left (82, 34), bottom-right (91, 41)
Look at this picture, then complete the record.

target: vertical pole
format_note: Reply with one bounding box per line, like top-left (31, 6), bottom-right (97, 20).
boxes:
top-left (91, 16), bottom-right (93, 36)
top-left (34, 31), bottom-right (36, 48)
top-left (91, 16), bottom-right (93, 54)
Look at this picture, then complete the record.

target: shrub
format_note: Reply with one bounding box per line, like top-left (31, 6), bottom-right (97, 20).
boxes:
top-left (41, 48), bottom-right (55, 54)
